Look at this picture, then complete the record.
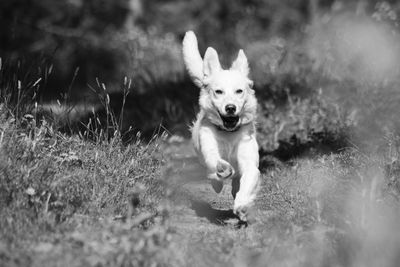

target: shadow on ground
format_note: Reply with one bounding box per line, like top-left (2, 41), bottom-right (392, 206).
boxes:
top-left (190, 199), bottom-right (238, 225)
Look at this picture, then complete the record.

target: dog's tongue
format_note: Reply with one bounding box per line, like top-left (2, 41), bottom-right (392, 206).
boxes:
top-left (222, 116), bottom-right (239, 130)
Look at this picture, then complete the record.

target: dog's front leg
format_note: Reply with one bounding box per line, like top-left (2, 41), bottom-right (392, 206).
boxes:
top-left (233, 136), bottom-right (260, 221)
top-left (198, 127), bottom-right (235, 186)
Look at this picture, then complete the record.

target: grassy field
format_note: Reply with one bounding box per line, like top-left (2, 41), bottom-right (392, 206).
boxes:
top-left (2, 87), bottom-right (400, 267)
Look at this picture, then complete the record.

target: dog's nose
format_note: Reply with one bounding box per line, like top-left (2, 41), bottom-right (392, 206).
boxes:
top-left (225, 104), bottom-right (236, 114)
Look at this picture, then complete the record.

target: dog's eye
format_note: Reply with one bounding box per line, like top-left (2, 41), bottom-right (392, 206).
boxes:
top-left (235, 89), bottom-right (243, 94)
top-left (215, 90), bottom-right (223, 95)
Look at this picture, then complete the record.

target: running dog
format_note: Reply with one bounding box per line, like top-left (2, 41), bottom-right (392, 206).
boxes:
top-left (182, 31), bottom-right (260, 221)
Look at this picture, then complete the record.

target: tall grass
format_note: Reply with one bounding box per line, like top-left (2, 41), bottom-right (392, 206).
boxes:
top-left (0, 58), bottom-right (44, 121)
top-left (0, 58), bottom-right (176, 266)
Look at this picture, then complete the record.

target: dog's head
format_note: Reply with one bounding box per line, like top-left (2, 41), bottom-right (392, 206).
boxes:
top-left (200, 48), bottom-right (257, 131)
top-left (182, 32), bottom-right (257, 132)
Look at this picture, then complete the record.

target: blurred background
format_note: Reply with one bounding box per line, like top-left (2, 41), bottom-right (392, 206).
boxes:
top-left (1, 0), bottom-right (400, 158)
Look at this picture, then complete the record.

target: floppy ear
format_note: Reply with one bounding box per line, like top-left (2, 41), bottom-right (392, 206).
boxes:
top-left (231, 49), bottom-right (249, 76)
top-left (203, 47), bottom-right (221, 78)
top-left (182, 31), bottom-right (204, 88)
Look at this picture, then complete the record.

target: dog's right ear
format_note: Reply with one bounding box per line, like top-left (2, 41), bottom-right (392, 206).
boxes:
top-left (203, 47), bottom-right (221, 78)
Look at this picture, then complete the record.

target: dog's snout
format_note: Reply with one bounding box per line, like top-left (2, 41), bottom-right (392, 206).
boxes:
top-left (225, 104), bottom-right (236, 114)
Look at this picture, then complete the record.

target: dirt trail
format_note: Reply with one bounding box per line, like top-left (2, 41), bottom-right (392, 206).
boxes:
top-left (160, 139), bottom-right (285, 266)
top-left (163, 140), bottom-right (239, 216)
top-left (162, 139), bottom-right (272, 229)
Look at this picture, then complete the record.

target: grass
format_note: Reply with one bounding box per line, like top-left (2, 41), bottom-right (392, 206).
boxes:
top-left (0, 99), bottom-right (172, 266)
top-left (2, 16), bottom-right (400, 264)
top-left (1, 108), bottom-right (400, 267)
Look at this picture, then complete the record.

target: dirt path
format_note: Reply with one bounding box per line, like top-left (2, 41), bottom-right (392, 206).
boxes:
top-left (160, 139), bottom-right (355, 267)
top-left (160, 139), bottom-right (291, 266)
top-left (163, 139), bottom-right (246, 224)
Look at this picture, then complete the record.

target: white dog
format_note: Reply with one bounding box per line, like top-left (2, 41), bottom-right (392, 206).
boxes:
top-left (182, 31), bottom-right (260, 221)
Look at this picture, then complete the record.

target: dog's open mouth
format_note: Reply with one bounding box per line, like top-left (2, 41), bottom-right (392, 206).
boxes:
top-left (221, 115), bottom-right (239, 131)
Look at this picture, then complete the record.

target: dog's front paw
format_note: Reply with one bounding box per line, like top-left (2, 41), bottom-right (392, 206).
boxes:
top-left (216, 160), bottom-right (234, 180)
top-left (234, 205), bottom-right (255, 223)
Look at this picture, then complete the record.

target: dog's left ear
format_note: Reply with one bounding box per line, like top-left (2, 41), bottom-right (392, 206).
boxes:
top-left (231, 49), bottom-right (249, 77)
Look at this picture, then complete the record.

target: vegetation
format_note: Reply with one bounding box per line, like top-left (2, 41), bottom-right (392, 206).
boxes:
top-left (2, 0), bottom-right (400, 266)
top-left (0, 90), bottom-right (171, 266)
top-left (2, 91), bottom-right (400, 265)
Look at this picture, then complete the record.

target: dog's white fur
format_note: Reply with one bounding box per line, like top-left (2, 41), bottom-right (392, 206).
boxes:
top-left (182, 31), bottom-right (260, 221)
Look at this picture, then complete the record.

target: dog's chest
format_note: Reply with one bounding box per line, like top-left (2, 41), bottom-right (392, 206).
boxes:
top-left (215, 132), bottom-right (241, 162)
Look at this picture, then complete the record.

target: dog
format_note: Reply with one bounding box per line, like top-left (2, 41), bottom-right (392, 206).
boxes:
top-left (182, 31), bottom-right (260, 221)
